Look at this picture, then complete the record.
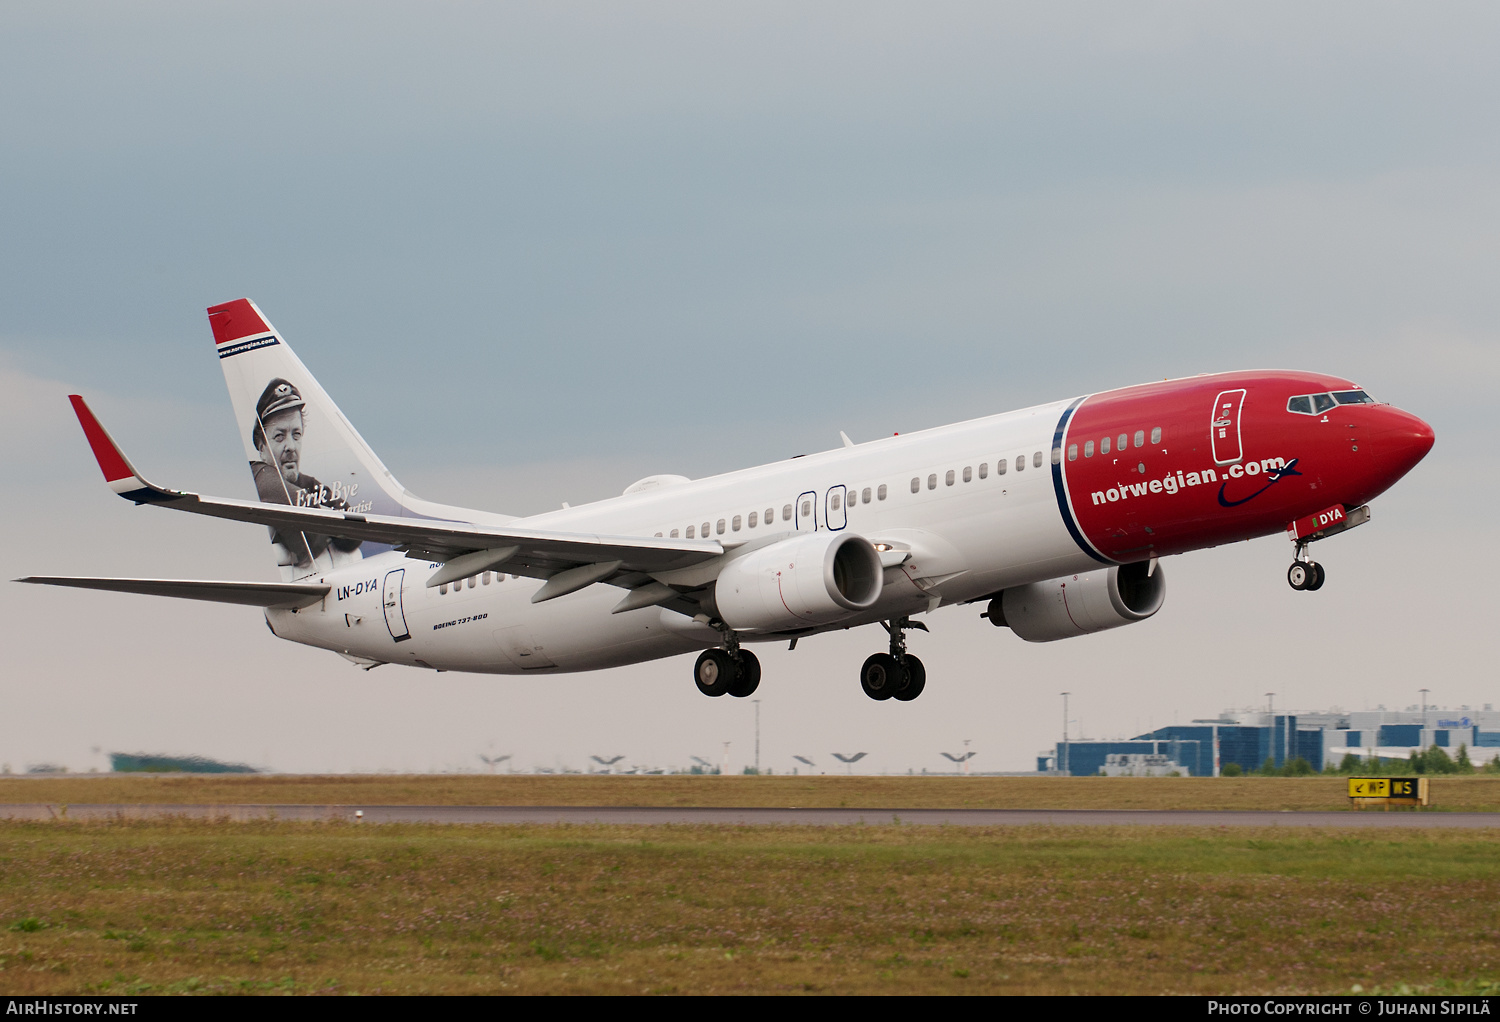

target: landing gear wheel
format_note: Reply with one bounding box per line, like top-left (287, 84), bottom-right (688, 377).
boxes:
top-left (1306, 561), bottom-right (1325, 591)
top-left (728, 650), bottom-right (761, 697)
top-left (893, 655), bottom-right (926, 701)
top-left (860, 653), bottom-right (904, 701)
top-left (694, 648), bottom-right (736, 697)
top-left (1287, 562), bottom-right (1312, 591)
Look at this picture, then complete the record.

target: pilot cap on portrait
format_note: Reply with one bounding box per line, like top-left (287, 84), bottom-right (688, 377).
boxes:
top-left (255, 378), bottom-right (305, 421)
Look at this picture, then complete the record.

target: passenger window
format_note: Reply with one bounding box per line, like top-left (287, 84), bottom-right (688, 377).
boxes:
top-left (1131, 430), bottom-right (1143, 448)
top-left (962, 466), bottom-right (972, 482)
top-left (1287, 395), bottom-right (1312, 414)
top-left (1151, 427), bottom-right (1162, 445)
top-left (748, 511), bottom-right (758, 528)
top-left (1035, 451), bottom-right (1044, 468)
top-left (732, 515), bottom-right (742, 531)
top-left (1067, 444), bottom-right (1077, 462)
top-left (716, 519), bottom-right (725, 535)
top-left (928, 473), bottom-right (938, 490)
top-left (831, 492), bottom-right (841, 510)
top-left (1312, 393), bottom-right (1335, 413)
top-left (1101, 436), bottom-right (1111, 455)
top-left (996, 458), bottom-right (1007, 475)
top-left (782, 504), bottom-right (793, 521)
top-left (670, 528), bottom-right (680, 538)
top-left (686, 525), bottom-right (695, 539)
top-left (439, 583), bottom-right (448, 595)
top-left (766, 508), bottom-right (775, 524)
top-left (911, 477), bottom-right (920, 493)
top-left (1084, 440), bottom-right (1094, 458)
top-left (654, 532), bottom-right (662, 538)
top-left (860, 487), bottom-right (870, 503)
top-left (978, 463), bottom-right (988, 479)
top-left (482, 571), bottom-right (491, 584)
top-left (800, 501), bottom-right (811, 518)
top-left (945, 470), bottom-right (954, 486)
top-left (1117, 434), bottom-right (1128, 451)
top-left (468, 576), bottom-right (476, 589)
top-left (1015, 456), bottom-right (1024, 472)
top-left (877, 484), bottom-right (887, 500)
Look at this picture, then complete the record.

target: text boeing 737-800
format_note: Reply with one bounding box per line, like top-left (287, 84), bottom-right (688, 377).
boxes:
top-left (21, 299), bottom-right (1434, 702)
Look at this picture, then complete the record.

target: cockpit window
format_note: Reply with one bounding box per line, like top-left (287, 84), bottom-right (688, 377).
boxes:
top-left (1289, 391), bottom-right (1368, 415)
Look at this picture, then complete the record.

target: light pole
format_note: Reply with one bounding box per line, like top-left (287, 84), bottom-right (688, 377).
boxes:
top-left (941, 751), bottom-right (976, 773)
top-left (722, 741), bottom-right (731, 775)
top-left (478, 753), bottom-right (511, 774)
top-left (753, 699), bottom-right (761, 775)
top-left (1420, 688), bottom-right (1429, 719)
top-left (831, 752), bottom-right (867, 775)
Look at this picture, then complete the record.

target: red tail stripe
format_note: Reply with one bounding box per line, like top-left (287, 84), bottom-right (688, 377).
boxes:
top-left (69, 395), bottom-right (134, 483)
top-left (206, 298), bottom-right (270, 346)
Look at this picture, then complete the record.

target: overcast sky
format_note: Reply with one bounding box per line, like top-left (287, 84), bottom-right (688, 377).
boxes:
top-left (2, 2), bottom-right (1497, 775)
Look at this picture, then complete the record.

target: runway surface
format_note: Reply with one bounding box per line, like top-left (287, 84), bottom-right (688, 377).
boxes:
top-left (2, 804), bottom-right (1498, 827)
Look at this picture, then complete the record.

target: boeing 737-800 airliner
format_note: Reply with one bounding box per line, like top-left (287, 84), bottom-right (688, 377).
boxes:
top-left (22, 299), bottom-right (1435, 702)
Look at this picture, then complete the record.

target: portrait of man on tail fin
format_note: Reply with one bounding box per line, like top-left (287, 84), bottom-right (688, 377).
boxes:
top-left (249, 377), bottom-right (364, 571)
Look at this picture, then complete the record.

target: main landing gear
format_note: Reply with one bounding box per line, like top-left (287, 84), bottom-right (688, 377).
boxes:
top-left (693, 636), bottom-right (761, 699)
top-left (1287, 541), bottom-right (1325, 592)
top-left (860, 618), bottom-right (927, 702)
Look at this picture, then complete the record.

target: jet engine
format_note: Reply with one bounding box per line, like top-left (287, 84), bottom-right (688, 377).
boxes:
top-left (987, 561), bottom-right (1165, 642)
top-left (713, 531), bottom-right (883, 633)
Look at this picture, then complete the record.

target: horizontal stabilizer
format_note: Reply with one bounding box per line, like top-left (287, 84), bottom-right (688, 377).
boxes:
top-left (66, 396), bottom-right (724, 583)
top-left (16, 576), bottom-right (329, 608)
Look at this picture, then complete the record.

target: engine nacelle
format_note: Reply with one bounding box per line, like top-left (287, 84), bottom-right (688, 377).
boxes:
top-left (714, 531), bottom-right (883, 633)
top-left (988, 561), bottom-right (1165, 643)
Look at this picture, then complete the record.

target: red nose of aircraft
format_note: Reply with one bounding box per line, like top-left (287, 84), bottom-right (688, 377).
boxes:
top-left (1368, 405), bottom-right (1435, 488)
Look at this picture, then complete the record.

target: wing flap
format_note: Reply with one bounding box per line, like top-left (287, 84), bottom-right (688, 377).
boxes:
top-left (17, 576), bottom-right (330, 608)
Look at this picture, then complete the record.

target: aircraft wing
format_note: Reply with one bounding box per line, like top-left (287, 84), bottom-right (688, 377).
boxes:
top-left (68, 395), bottom-right (724, 586)
top-left (17, 576), bottom-right (330, 608)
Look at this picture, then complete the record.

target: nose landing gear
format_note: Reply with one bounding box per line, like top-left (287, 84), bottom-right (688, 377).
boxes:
top-left (1287, 557), bottom-right (1325, 592)
top-left (1284, 504), bottom-right (1371, 592)
top-left (860, 618), bottom-right (927, 702)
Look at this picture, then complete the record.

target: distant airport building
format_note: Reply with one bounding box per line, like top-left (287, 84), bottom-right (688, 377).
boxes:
top-left (1041, 706), bottom-right (1500, 777)
top-left (109, 753), bottom-right (258, 774)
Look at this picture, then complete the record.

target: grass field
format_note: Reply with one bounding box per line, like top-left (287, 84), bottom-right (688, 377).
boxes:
top-left (1, 819), bottom-right (1498, 995)
top-left (4, 773), bottom-right (1500, 812)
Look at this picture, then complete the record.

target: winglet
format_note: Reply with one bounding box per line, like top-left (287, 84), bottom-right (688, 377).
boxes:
top-left (68, 395), bottom-right (181, 504)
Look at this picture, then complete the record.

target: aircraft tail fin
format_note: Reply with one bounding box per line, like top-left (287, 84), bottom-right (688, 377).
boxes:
top-left (208, 298), bottom-right (508, 579)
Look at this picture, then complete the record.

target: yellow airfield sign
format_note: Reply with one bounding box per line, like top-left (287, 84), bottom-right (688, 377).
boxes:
top-left (1347, 776), bottom-right (1429, 807)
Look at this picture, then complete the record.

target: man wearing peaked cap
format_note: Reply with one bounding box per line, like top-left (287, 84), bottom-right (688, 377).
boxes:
top-left (250, 377), bottom-right (362, 570)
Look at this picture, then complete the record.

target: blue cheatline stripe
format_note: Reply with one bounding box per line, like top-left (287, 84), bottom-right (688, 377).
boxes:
top-left (217, 335), bottom-right (281, 359)
top-left (1050, 398), bottom-right (1112, 565)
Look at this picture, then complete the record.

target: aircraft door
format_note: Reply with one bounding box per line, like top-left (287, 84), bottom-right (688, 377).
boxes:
top-left (1211, 389), bottom-right (1247, 465)
top-left (382, 568), bottom-right (411, 642)
top-left (796, 491), bottom-right (817, 531)
top-left (825, 485), bottom-right (847, 531)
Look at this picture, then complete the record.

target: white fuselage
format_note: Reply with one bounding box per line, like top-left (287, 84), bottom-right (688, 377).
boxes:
top-left (268, 398), bottom-right (1095, 673)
